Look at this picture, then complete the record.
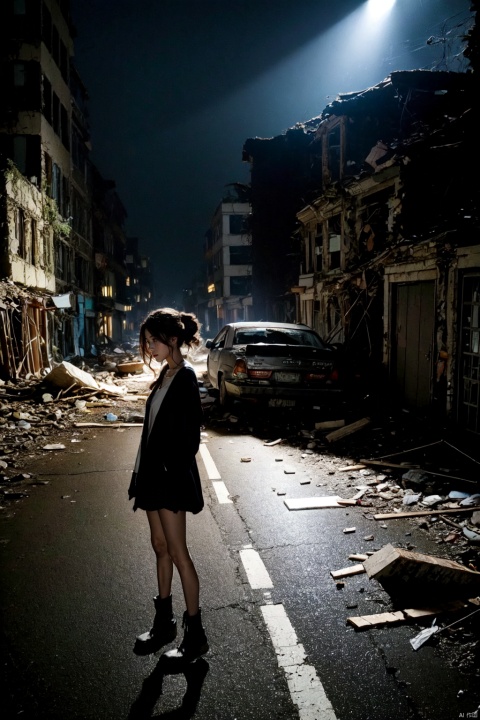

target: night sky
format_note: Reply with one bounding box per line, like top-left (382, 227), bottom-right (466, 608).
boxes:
top-left (70, 0), bottom-right (473, 308)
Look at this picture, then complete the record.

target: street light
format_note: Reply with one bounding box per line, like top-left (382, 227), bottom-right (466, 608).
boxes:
top-left (367, 0), bottom-right (396, 19)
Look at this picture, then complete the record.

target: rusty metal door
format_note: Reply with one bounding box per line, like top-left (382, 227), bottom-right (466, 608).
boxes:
top-left (393, 281), bottom-right (434, 408)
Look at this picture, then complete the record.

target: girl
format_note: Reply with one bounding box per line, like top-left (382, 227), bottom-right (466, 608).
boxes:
top-left (128, 308), bottom-right (208, 661)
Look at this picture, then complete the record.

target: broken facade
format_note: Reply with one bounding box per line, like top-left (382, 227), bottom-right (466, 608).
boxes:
top-left (0, 0), bottom-right (152, 379)
top-left (295, 70), bottom-right (479, 429)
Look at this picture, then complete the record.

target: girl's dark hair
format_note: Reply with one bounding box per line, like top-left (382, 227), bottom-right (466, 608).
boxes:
top-left (139, 307), bottom-right (201, 367)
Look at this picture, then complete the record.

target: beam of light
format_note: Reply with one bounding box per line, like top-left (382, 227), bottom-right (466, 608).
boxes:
top-left (367, 0), bottom-right (397, 20)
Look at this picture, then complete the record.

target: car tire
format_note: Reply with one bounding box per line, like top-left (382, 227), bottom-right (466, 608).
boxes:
top-left (219, 376), bottom-right (231, 408)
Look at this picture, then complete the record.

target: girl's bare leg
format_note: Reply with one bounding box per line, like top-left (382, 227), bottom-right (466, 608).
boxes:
top-left (158, 508), bottom-right (200, 616)
top-left (146, 510), bottom-right (173, 597)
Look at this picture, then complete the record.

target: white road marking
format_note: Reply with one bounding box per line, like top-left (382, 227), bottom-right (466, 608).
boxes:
top-left (204, 442), bottom-right (338, 719)
top-left (199, 444), bottom-right (232, 503)
top-left (199, 443), bottom-right (221, 480)
top-left (261, 604), bottom-right (337, 720)
top-left (212, 480), bottom-right (232, 504)
top-left (239, 545), bottom-right (273, 589)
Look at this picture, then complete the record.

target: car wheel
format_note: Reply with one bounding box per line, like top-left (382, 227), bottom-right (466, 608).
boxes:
top-left (219, 376), bottom-right (231, 408)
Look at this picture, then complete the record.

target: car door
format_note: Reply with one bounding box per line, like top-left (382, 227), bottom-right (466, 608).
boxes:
top-left (207, 327), bottom-right (228, 388)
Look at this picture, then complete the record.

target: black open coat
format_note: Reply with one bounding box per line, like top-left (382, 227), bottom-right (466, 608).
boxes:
top-left (128, 364), bottom-right (204, 514)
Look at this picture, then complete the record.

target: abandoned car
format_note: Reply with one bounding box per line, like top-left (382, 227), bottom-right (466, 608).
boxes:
top-left (205, 321), bottom-right (343, 409)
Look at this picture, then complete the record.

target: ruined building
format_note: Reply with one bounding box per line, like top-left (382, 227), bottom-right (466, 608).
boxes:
top-left (0, 0), bottom-right (150, 379)
top-left (242, 7), bottom-right (479, 431)
top-left (204, 193), bottom-right (252, 335)
top-left (295, 70), bottom-right (478, 431)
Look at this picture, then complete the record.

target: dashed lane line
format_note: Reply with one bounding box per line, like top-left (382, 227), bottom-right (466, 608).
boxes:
top-left (200, 444), bottom-right (338, 720)
top-left (261, 604), bottom-right (337, 720)
top-left (199, 443), bottom-right (232, 504)
top-left (239, 545), bottom-right (274, 589)
top-left (199, 443), bottom-right (221, 479)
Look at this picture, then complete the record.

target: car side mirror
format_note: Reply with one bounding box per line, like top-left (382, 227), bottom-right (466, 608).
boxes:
top-left (205, 339), bottom-right (213, 348)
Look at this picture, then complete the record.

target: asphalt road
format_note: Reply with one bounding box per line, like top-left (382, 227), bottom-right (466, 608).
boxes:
top-left (1, 407), bottom-right (480, 719)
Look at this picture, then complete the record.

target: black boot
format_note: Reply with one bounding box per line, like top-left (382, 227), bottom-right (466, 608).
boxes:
top-left (164, 608), bottom-right (209, 662)
top-left (134, 594), bottom-right (177, 655)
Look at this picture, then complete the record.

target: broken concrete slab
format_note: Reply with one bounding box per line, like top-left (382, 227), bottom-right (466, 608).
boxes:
top-left (284, 495), bottom-right (345, 510)
top-left (45, 361), bottom-right (126, 396)
top-left (363, 543), bottom-right (480, 601)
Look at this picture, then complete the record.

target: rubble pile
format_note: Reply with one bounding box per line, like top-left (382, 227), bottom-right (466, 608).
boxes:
top-left (0, 349), bottom-right (152, 502)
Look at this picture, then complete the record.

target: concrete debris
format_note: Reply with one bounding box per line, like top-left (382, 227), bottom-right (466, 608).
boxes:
top-left (421, 495), bottom-right (444, 507)
top-left (44, 361), bottom-right (127, 397)
top-left (363, 543), bottom-right (480, 601)
top-left (325, 417), bottom-right (370, 443)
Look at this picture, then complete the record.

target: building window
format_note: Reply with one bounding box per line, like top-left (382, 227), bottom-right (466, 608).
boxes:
top-left (43, 75), bottom-right (52, 124)
top-left (15, 207), bottom-right (26, 258)
top-left (44, 151), bottom-right (52, 194)
top-left (55, 239), bottom-right (64, 277)
top-left (315, 223), bottom-right (323, 272)
top-left (52, 163), bottom-right (61, 206)
top-left (14, 62), bottom-right (26, 86)
top-left (52, 92), bottom-right (60, 136)
top-left (14, 0), bottom-right (26, 14)
top-left (61, 104), bottom-right (69, 150)
top-left (30, 218), bottom-right (37, 265)
top-left (230, 275), bottom-right (252, 296)
top-left (13, 136), bottom-right (27, 174)
top-left (328, 215), bottom-right (341, 271)
top-left (41, 3), bottom-right (52, 52)
top-left (229, 245), bottom-right (252, 265)
top-left (52, 25), bottom-right (60, 66)
top-left (229, 214), bottom-right (249, 235)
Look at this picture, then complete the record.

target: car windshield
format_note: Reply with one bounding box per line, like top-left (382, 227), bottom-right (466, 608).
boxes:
top-left (233, 327), bottom-right (326, 348)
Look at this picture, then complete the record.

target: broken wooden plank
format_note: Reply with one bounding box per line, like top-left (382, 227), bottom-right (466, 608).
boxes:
top-left (325, 417), bottom-right (370, 443)
top-left (363, 543), bottom-right (480, 600)
top-left (360, 458), bottom-right (419, 470)
top-left (374, 506), bottom-right (480, 520)
top-left (349, 554), bottom-right (369, 562)
top-left (347, 610), bottom-right (405, 629)
top-left (361, 458), bottom-right (476, 484)
top-left (73, 422), bottom-right (143, 428)
top-left (330, 563), bottom-right (366, 579)
top-left (337, 498), bottom-right (358, 506)
top-left (338, 464), bottom-right (367, 472)
top-left (315, 419), bottom-right (345, 430)
top-left (348, 600), bottom-right (469, 630)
